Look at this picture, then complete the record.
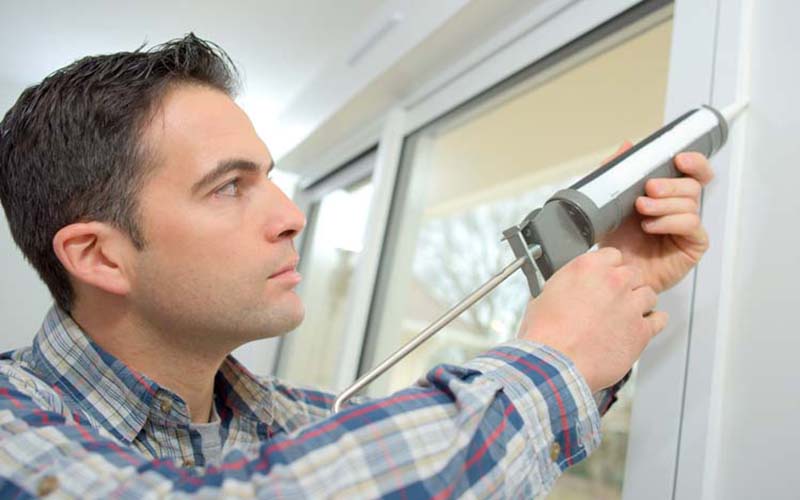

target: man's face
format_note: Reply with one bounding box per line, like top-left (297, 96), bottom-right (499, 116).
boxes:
top-left (129, 84), bottom-right (306, 348)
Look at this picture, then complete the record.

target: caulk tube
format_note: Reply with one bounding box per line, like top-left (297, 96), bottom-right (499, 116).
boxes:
top-left (520, 105), bottom-right (728, 279)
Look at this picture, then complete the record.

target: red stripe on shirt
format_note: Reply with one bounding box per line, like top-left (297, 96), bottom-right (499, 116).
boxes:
top-left (252, 389), bottom-right (439, 473)
top-left (489, 351), bottom-right (573, 465)
top-left (130, 370), bottom-right (157, 397)
top-left (0, 388), bottom-right (23, 409)
top-left (430, 402), bottom-right (516, 500)
top-left (32, 408), bottom-right (50, 425)
top-left (464, 403), bottom-right (515, 469)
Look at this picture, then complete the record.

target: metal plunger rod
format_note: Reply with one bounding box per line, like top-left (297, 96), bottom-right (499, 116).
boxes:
top-left (333, 255), bottom-right (529, 413)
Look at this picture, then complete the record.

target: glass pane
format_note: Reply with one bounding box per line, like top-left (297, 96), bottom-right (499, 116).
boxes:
top-left (277, 175), bottom-right (373, 390)
top-left (365, 18), bottom-right (673, 499)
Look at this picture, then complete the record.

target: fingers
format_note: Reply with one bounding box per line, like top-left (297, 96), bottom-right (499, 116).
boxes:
top-left (643, 153), bottom-right (713, 196)
top-left (674, 152), bottom-right (715, 186)
top-left (645, 177), bottom-right (702, 200)
top-left (594, 246), bottom-right (624, 266)
top-left (644, 310), bottom-right (669, 337)
top-left (632, 285), bottom-right (658, 315)
top-left (633, 285), bottom-right (664, 342)
top-left (636, 196), bottom-right (699, 217)
top-left (625, 265), bottom-right (645, 290)
top-left (641, 213), bottom-right (704, 238)
top-left (643, 152), bottom-right (711, 203)
top-left (602, 140), bottom-right (634, 164)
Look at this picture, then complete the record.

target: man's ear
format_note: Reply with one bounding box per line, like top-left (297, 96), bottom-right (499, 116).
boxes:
top-left (52, 222), bottom-right (136, 297)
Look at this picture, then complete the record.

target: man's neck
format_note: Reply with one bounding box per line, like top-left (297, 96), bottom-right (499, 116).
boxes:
top-left (70, 300), bottom-right (227, 424)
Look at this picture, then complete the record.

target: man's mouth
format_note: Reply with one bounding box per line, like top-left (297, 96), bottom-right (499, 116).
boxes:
top-left (269, 258), bottom-right (301, 282)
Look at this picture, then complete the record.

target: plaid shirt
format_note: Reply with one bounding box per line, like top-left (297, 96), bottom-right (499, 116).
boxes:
top-left (0, 306), bottom-right (615, 498)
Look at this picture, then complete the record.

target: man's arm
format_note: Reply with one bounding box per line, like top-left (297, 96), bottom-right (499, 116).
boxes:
top-left (0, 235), bottom-right (691, 498)
top-left (0, 151), bottom-right (712, 498)
top-left (0, 337), bottom-right (600, 498)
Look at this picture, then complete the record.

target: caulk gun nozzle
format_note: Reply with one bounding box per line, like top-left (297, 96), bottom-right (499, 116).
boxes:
top-left (721, 99), bottom-right (750, 123)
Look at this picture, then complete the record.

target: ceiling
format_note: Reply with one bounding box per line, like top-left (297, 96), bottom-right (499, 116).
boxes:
top-left (0, 0), bottom-right (550, 165)
top-left (0, 0), bottom-right (385, 152)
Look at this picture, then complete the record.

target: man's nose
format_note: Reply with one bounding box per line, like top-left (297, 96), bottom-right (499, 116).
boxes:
top-left (265, 183), bottom-right (306, 242)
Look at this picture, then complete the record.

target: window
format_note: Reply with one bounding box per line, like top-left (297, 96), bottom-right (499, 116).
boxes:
top-left (276, 151), bottom-right (375, 390)
top-left (360, 16), bottom-right (673, 499)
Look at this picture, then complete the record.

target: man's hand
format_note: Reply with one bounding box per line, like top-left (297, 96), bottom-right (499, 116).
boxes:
top-left (600, 147), bottom-right (715, 293)
top-left (516, 149), bottom-right (713, 391)
top-left (518, 248), bottom-right (665, 392)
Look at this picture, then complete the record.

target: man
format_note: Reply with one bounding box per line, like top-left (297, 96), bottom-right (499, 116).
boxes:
top-left (0, 35), bottom-right (713, 498)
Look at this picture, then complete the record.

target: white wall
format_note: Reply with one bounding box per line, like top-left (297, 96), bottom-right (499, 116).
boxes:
top-left (0, 215), bottom-right (51, 352)
top-left (0, 82), bottom-right (54, 352)
top-left (716, 3), bottom-right (800, 499)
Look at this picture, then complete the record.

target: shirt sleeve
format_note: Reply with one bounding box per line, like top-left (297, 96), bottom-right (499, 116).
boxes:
top-left (594, 369), bottom-right (632, 416)
top-left (0, 338), bottom-right (602, 499)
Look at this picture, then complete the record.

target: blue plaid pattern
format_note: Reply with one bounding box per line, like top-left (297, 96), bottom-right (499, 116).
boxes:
top-left (0, 306), bottom-right (609, 498)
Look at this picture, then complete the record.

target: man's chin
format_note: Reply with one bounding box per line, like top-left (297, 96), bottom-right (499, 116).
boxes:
top-left (261, 299), bottom-right (305, 338)
top-left (280, 303), bottom-right (305, 335)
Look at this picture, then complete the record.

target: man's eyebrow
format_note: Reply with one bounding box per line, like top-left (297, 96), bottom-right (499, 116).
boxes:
top-left (191, 158), bottom-right (274, 195)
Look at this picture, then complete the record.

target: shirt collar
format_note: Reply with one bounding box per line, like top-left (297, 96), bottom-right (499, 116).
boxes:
top-left (30, 306), bottom-right (275, 443)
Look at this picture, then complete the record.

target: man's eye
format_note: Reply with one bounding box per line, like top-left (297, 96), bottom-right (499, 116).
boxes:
top-left (216, 179), bottom-right (240, 197)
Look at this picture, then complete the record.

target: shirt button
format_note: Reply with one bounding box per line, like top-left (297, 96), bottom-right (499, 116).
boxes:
top-left (37, 475), bottom-right (59, 496)
top-left (160, 398), bottom-right (173, 414)
top-left (550, 442), bottom-right (561, 462)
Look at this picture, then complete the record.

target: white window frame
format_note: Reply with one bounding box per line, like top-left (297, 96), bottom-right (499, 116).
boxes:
top-left (275, 147), bottom-right (383, 388)
top-left (280, 0), bottom-right (749, 497)
top-left (668, 1), bottom-right (751, 499)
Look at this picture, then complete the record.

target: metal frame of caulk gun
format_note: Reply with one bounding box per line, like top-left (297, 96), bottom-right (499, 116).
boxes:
top-left (332, 103), bottom-right (744, 414)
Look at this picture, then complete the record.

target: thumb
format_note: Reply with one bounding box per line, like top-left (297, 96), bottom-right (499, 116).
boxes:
top-left (603, 140), bottom-right (634, 165)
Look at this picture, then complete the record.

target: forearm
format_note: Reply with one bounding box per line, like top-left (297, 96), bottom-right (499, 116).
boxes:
top-left (1, 340), bottom-right (602, 498)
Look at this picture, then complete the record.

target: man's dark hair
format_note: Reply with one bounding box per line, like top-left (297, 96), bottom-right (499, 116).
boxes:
top-left (0, 33), bottom-right (240, 311)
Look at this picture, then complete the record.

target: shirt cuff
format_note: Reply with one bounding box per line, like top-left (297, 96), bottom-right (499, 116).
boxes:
top-left (463, 339), bottom-right (602, 472)
top-left (594, 369), bottom-right (631, 416)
